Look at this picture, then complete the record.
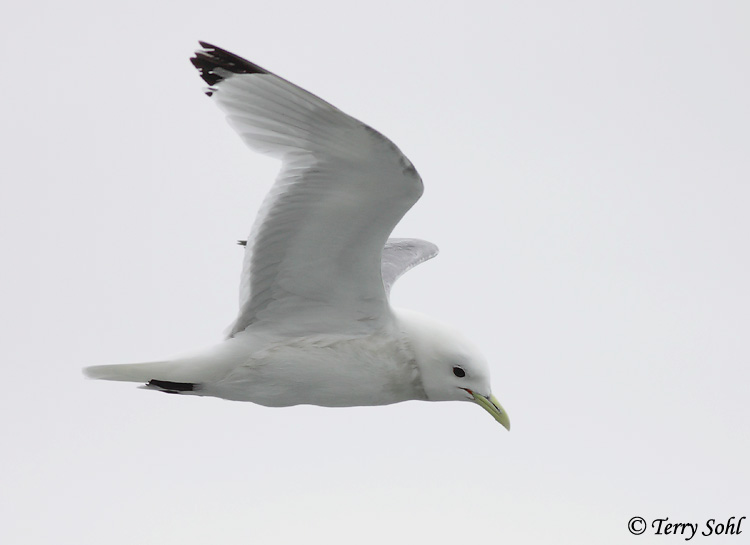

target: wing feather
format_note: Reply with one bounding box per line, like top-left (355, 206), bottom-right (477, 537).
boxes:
top-left (381, 239), bottom-right (439, 295)
top-left (192, 44), bottom-right (423, 337)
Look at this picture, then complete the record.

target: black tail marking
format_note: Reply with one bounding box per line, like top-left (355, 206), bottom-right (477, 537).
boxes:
top-left (191, 41), bottom-right (270, 86)
top-left (147, 379), bottom-right (197, 394)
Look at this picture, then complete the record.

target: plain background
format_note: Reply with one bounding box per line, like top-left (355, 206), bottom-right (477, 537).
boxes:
top-left (2, 1), bottom-right (748, 543)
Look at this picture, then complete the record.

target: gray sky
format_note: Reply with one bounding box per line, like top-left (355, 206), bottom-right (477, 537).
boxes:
top-left (2, 1), bottom-right (748, 543)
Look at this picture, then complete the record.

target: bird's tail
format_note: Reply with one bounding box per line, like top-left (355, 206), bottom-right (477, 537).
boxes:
top-left (84, 361), bottom-right (166, 383)
top-left (83, 361), bottom-right (202, 393)
top-left (84, 360), bottom-right (199, 383)
top-left (83, 338), bottom-right (249, 391)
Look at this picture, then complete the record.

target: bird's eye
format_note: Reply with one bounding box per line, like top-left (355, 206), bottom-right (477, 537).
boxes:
top-left (452, 366), bottom-right (466, 378)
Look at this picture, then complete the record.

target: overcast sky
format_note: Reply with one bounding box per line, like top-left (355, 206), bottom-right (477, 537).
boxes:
top-left (2, 1), bottom-right (749, 544)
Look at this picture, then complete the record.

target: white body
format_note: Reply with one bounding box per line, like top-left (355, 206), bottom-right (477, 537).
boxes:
top-left (210, 321), bottom-right (422, 407)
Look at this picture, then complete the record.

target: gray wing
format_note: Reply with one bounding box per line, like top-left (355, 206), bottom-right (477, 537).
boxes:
top-left (381, 238), bottom-right (439, 296)
top-left (192, 43), bottom-right (424, 338)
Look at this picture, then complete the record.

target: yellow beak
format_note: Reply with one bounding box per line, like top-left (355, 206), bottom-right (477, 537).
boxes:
top-left (471, 392), bottom-right (511, 431)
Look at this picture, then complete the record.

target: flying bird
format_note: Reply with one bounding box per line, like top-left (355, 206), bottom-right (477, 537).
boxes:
top-left (84, 42), bottom-right (510, 429)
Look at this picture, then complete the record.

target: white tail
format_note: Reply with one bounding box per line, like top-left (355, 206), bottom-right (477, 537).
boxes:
top-left (83, 361), bottom-right (179, 383)
top-left (83, 337), bottom-right (252, 386)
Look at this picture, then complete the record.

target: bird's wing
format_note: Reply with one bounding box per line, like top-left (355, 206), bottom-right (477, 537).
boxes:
top-left (191, 43), bottom-right (424, 337)
top-left (381, 238), bottom-right (439, 296)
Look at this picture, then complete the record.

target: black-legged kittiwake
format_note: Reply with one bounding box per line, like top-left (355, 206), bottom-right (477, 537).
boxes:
top-left (84, 42), bottom-right (510, 430)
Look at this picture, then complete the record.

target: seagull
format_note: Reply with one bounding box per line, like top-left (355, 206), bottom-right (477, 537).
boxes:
top-left (84, 42), bottom-right (510, 430)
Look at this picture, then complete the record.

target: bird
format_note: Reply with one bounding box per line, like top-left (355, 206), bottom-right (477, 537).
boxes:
top-left (84, 42), bottom-right (510, 430)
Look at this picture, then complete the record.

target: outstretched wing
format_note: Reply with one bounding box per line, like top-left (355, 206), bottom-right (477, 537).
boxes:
top-left (381, 238), bottom-right (439, 296)
top-left (191, 43), bottom-right (424, 337)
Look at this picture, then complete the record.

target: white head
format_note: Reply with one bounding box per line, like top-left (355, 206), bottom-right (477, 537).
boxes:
top-left (395, 309), bottom-right (510, 430)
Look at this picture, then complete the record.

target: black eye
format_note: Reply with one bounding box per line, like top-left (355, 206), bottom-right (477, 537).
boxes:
top-left (452, 366), bottom-right (466, 378)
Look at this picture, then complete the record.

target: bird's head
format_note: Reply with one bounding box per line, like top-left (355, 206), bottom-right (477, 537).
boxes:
top-left (395, 309), bottom-right (510, 430)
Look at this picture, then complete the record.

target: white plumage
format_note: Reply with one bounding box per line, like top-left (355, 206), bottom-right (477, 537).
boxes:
top-left (84, 42), bottom-right (509, 429)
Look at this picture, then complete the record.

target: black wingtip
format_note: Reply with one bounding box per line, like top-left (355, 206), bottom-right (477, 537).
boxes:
top-left (191, 41), bottom-right (270, 87)
top-left (147, 379), bottom-right (196, 393)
